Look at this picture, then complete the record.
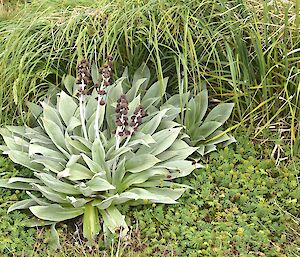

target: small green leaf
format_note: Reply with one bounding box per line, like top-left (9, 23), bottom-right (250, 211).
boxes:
top-left (193, 121), bottom-right (222, 141)
top-left (99, 206), bottom-right (128, 235)
top-left (125, 154), bottom-right (160, 173)
top-left (83, 203), bottom-right (101, 242)
top-left (204, 103), bottom-right (234, 125)
top-left (34, 173), bottom-right (81, 195)
top-left (30, 204), bottom-right (83, 222)
top-left (49, 224), bottom-right (61, 250)
top-left (32, 184), bottom-right (68, 203)
top-left (7, 199), bottom-right (37, 214)
top-left (66, 163), bottom-right (94, 181)
top-left (58, 91), bottom-right (78, 126)
top-left (63, 75), bottom-right (76, 95)
top-left (85, 176), bottom-right (115, 191)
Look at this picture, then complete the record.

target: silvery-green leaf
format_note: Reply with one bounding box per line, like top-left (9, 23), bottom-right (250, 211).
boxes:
top-left (32, 183), bottom-right (68, 203)
top-left (66, 155), bottom-right (81, 167)
top-left (112, 159), bottom-right (126, 189)
top-left (223, 134), bottom-right (236, 147)
top-left (87, 108), bottom-right (105, 141)
top-left (105, 80), bottom-right (123, 132)
top-left (8, 150), bottom-right (43, 171)
top-left (70, 136), bottom-right (92, 150)
top-left (125, 154), bottom-right (160, 173)
top-left (8, 177), bottom-right (41, 184)
top-left (106, 146), bottom-right (131, 161)
top-left (7, 199), bottom-right (37, 214)
top-left (0, 179), bottom-right (36, 190)
top-left (138, 127), bottom-right (181, 156)
top-left (157, 141), bottom-right (197, 161)
top-left (118, 188), bottom-right (184, 204)
top-left (32, 157), bottom-right (65, 173)
top-left (142, 77), bottom-right (168, 102)
top-left (85, 92), bottom-right (98, 121)
top-left (2, 134), bottom-right (23, 151)
top-left (66, 117), bottom-right (81, 132)
top-left (157, 120), bottom-right (180, 130)
top-left (157, 160), bottom-right (202, 178)
top-left (58, 91), bottom-right (78, 126)
top-left (76, 183), bottom-right (94, 197)
top-left (99, 206), bottom-right (128, 236)
top-left (194, 90), bottom-right (208, 124)
top-left (137, 180), bottom-right (192, 189)
top-left (49, 223), bottom-right (61, 250)
top-left (92, 138), bottom-right (105, 166)
top-left (193, 121), bottom-right (222, 140)
top-left (30, 204), bottom-right (83, 222)
top-left (163, 92), bottom-right (190, 108)
top-left (142, 96), bottom-right (160, 110)
top-left (24, 218), bottom-right (55, 227)
top-left (122, 66), bottom-right (128, 78)
top-left (13, 136), bottom-right (29, 148)
top-left (6, 126), bottom-right (27, 137)
top-left (127, 78), bottom-right (147, 101)
top-left (57, 168), bottom-right (71, 179)
top-left (27, 102), bottom-right (43, 122)
top-left (27, 191), bottom-right (50, 205)
top-left (132, 63), bottom-right (150, 91)
top-left (85, 176), bottom-right (115, 191)
top-left (204, 103), bottom-right (234, 125)
top-left (67, 196), bottom-right (88, 208)
top-left (83, 203), bottom-right (101, 242)
top-left (139, 109), bottom-right (169, 135)
top-left (204, 145), bottom-right (217, 155)
top-left (42, 118), bottom-right (70, 158)
top-left (197, 145), bottom-right (205, 156)
top-left (67, 136), bottom-right (90, 154)
top-left (34, 173), bottom-right (81, 195)
top-left (81, 154), bottom-right (104, 175)
top-left (66, 163), bottom-right (94, 181)
top-left (29, 144), bottom-right (66, 160)
top-left (42, 102), bottom-right (64, 131)
top-left (127, 95), bottom-right (141, 116)
top-left (185, 97), bottom-right (197, 129)
top-left (128, 132), bottom-right (156, 148)
top-left (163, 107), bottom-right (181, 121)
top-left (206, 130), bottom-right (230, 145)
top-left (63, 75), bottom-right (76, 95)
top-left (25, 127), bottom-right (52, 144)
top-left (92, 195), bottom-right (119, 209)
top-left (0, 145), bottom-right (9, 153)
top-left (122, 168), bottom-right (167, 189)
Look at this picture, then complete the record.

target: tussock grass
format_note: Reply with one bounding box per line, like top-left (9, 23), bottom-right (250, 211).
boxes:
top-left (0, 0), bottom-right (300, 152)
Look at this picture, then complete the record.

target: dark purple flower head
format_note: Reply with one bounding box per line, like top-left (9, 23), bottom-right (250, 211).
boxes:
top-left (129, 105), bottom-right (146, 135)
top-left (115, 95), bottom-right (129, 137)
top-left (77, 59), bottom-right (91, 84)
top-left (95, 55), bottom-right (114, 105)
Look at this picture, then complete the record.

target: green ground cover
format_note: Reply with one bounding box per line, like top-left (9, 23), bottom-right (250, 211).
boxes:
top-left (0, 131), bottom-right (299, 256)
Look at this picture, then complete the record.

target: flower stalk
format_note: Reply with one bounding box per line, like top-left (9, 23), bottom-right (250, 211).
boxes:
top-left (94, 56), bottom-right (113, 139)
top-left (77, 59), bottom-right (90, 140)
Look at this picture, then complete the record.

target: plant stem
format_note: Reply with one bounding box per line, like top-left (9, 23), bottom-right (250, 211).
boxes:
top-left (80, 79), bottom-right (88, 140)
top-left (94, 80), bottom-right (105, 139)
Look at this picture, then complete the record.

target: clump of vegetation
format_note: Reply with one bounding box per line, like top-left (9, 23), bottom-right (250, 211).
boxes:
top-left (0, 0), bottom-right (299, 154)
top-left (0, 60), bottom-right (234, 247)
